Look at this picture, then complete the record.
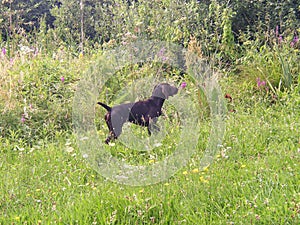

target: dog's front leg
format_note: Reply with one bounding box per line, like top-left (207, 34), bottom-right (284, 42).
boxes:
top-left (147, 117), bottom-right (160, 135)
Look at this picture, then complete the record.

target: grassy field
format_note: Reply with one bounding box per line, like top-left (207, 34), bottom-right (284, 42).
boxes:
top-left (0, 50), bottom-right (299, 225)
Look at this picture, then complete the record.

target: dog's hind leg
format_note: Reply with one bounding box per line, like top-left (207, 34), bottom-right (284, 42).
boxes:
top-left (105, 112), bottom-right (126, 144)
top-left (104, 113), bottom-right (115, 144)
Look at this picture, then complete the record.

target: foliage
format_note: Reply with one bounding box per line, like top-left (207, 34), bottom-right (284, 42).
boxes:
top-left (227, 0), bottom-right (300, 36)
top-left (0, 52), bottom-right (89, 145)
top-left (1, 1), bottom-right (299, 58)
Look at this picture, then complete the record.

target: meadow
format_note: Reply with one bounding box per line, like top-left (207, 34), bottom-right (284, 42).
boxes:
top-left (1, 0), bottom-right (300, 224)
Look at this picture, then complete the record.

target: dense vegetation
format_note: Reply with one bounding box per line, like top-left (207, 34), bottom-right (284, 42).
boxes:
top-left (1, 0), bottom-right (299, 55)
top-left (0, 0), bottom-right (299, 224)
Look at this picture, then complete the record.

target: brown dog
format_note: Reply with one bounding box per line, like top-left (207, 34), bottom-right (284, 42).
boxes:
top-left (98, 83), bottom-right (178, 144)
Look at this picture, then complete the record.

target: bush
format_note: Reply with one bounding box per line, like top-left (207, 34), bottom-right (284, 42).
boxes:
top-left (0, 53), bottom-right (84, 145)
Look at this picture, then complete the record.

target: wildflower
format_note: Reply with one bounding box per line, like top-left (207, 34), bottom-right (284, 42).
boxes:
top-left (256, 78), bottom-right (261, 86)
top-left (275, 26), bottom-right (279, 37)
top-left (200, 176), bottom-right (209, 183)
top-left (240, 164), bottom-right (246, 168)
top-left (61, 76), bottom-right (65, 83)
top-left (182, 171), bottom-right (188, 175)
top-left (181, 82), bottom-right (187, 89)
top-left (66, 146), bottom-right (74, 153)
top-left (164, 183), bottom-right (170, 186)
top-left (19, 45), bottom-right (34, 54)
top-left (191, 168), bottom-right (199, 174)
top-left (278, 35), bottom-right (283, 44)
top-left (256, 78), bottom-right (266, 88)
top-left (202, 165), bottom-right (209, 172)
top-left (2, 47), bottom-right (6, 55)
top-left (149, 159), bottom-right (155, 164)
top-left (157, 47), bottom-right (167, 61)
top-left (21, 115), bottom-right (26, 123)
top-left (290, 36), bottom-right (299, 47)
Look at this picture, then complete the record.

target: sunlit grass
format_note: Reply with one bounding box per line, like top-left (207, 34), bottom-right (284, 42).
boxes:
top-left (1, 99), bottom-right (299, 224)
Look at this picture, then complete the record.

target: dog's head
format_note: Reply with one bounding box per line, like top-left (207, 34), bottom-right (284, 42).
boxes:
top-left (152, 83), bottom-right (178, 99)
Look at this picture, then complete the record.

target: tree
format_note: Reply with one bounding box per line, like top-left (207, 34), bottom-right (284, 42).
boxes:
top-left (0, 0), bottom-right (55, 41)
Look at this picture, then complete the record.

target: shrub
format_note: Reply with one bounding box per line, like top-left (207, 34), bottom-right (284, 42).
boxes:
top-left (0, 53), bottom-right (84, 145)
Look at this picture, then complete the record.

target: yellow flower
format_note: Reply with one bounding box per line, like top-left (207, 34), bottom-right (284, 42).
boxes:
top-left (164, 183), bottom-right (170, 186)
top-left (182, 171), bottom-right (188, 175)
top-left (192, 168), bottom-right (199, 174)
top-left (202, 165), bottom-right (210, 172)
top-left (15, 216), bottom-right (20, 221)
top-left (149, 159), bottom-right (155, 164)
top-left (200, 176), bottom-right (209, 184)
top-left (241, 164), bottom-right (246, 168)
top-left (139, 189), bottom-right (144, 193)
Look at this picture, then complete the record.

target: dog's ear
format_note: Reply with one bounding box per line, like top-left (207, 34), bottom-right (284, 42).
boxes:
top-left (161, 85), bottom-right (169, 98)
top-left (152, 83), bottom-right (178, 99)
top-left (152, 87), bottom-right (164, 99)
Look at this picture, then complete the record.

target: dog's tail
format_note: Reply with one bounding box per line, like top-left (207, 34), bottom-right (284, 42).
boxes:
top-left (97, 102), bottom-right (112, 112)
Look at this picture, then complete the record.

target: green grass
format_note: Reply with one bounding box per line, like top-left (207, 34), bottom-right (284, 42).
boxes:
top-left (1, 52), bottom-right (299, 224)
